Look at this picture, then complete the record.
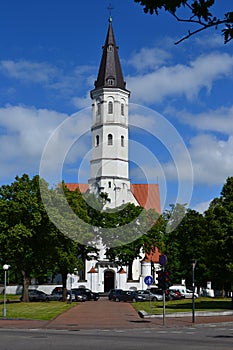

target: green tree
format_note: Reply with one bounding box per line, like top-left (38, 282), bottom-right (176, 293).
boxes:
top-left (0, 175), bottom-right (95, 302)
top-left (104, 205), bottom-right (160, 279)
top-left (134, 0), bottom-right (233, 44)
top-left (39, 182), bottom-right (97, 300)
top-left (204, 177), bottom-right (233, 295)
top-left (162, 205), bottom-right (208, 287)
top-left (0, 175), bottom-right (54, 301)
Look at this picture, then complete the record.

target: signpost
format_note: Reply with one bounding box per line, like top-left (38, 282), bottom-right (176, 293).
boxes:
top-left (159, 255), bottom-right (167, 326)
top-left (144, 276), bottom-right (154, 314)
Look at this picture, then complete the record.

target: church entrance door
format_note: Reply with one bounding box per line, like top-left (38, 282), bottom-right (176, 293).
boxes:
top-left (104, 270), bottom-right (115, 292)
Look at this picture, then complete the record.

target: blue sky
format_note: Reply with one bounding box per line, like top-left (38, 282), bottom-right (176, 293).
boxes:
top-left (0, 0), bottom-right (232, 213)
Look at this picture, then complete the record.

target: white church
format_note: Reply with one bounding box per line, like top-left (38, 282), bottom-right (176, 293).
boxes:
top-left (65, 17), bottom-right (162, 293)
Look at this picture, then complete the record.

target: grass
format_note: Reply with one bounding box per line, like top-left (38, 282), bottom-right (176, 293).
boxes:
top-left (0, 298), bottom-right (76, 320)
top-left (133, 297), bottom-right (233, 314)
top-left (0, 294), bottom-right (21, 301)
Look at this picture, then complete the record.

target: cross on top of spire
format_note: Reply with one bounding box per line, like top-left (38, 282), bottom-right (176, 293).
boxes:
top-left (107, 3), bottom-right (114, 22)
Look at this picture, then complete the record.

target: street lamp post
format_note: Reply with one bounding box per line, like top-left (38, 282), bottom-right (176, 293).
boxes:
top-left (2, 264), bottom-right (10, 317)
top-left (192, 260), bottom-right (197, 323)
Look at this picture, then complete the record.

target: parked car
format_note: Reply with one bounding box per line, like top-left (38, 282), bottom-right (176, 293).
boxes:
top-left (136, 289), bottom-right (163, 301)
top-left (51, 287), bottom-right (75, 302)
top-left (169, 286), bottom-right (198, 299)
top-left (108, 289), bottom-right (124, 300)
top-left (72, 288), bottom-right (99, 301)
top-left (149, 288), bottom-right (170, 301)
top-left (112, 290), bottom-right (146, 302)
top-left (20, 289), bottom-right (50, 302)
top-left (167, 289), bottom-right (185, 300)
top-left (70, 289), bottom-right (88, 302)
top-left (47, 289), bottom-right (63, 301)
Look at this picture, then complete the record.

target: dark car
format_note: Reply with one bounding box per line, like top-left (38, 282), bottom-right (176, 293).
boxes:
top-left (108, 288), bottom-right (124, 300)
top-left (70, 289), bottom-right (88, 302)
top-left (72, 288), bottom-right (99, 301)
top-left (51, 287), bottom-right (86, 302)
top-left (20, 289), bottom-right (50, 302)
top-left (113, 290), bottom-right (146, 302)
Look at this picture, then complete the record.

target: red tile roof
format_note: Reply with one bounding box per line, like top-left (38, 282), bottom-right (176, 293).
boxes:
top-left (65, 183), bottom-right (89, 192)
top-left (143, 247), bottom-right (161, 263)
top-left (65, 183), bottom-right (161, 214)
top-left (131, 184), bottom-right (161, 214)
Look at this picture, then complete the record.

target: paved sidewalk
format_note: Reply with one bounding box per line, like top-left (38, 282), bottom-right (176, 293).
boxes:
top-left (1, 297), bottom-right (233, 330)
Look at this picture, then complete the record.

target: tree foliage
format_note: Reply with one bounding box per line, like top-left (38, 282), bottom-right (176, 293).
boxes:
top-left (162, 206), bottom-right (209, 286)
top-left (0, 175), bottom-right (92, 301)
top-left (159, 178), bottom-right (233, 296)
top-left (134, 0), bottom-right (233, 44)
top-left (204, 177), bottom-right (233, 291)
top-left (0, 175), bottom-right (54, 301)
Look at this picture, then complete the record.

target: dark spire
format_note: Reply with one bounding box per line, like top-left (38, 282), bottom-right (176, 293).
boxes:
top-left (94, 18), bottom-right (127, 90)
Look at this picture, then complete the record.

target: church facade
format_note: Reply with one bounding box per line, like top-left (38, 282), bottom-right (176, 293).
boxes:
top-left (66, 18), bottom-right (161, 293)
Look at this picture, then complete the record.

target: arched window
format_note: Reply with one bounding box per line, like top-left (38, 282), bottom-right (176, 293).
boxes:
top-left (107, 45), bottom-right (113, 52)
top-left (108, 101), bottom-right (113, 114)
top-left (97, 103), bottom-right (101, 115)
top-left (96, 135), bottom-right (99, 147)
top-left (121, 103), bottom-right (124, 116)
top-left (108, 134), bottom-right (113, 145)
top-left (107, 78), bottom-right (114, 86)
top-left (108, 181), bottom-right (111, 188)
top-left (121, 135), bottom-right (124, 147)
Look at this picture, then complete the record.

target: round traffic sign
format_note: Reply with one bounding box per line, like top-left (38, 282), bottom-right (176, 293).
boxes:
top-left (144, 275), bottom-right (154, 286)
top-left (159, 254), bottom-right (167, 267)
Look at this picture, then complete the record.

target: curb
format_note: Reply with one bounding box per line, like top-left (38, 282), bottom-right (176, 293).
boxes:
top-left (138, 310), bottom-right (233, 319)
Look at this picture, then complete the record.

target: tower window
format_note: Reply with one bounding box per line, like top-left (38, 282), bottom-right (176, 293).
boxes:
top-left (121, 103), bottom-right (124, 116)
top-left (121, 135), bottom-right (124, 147)
top-left (108, 134), bottom-right (113, 145)
top-left (107, 78), bottom-right (114, 86)
top-left (108, 101), bottom-right (113, 114)
top-left (108, 181), bottom-right (111, 188)
top-left (97, 103), bottom-right (101, 115)
top-left (95, 135), bottom-right (99, 147)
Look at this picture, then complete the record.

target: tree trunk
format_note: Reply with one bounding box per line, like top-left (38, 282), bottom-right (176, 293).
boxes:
top-left (61, 272), bottom-right (68, 301)
top-left (21, 270), bottom-right (31, 302)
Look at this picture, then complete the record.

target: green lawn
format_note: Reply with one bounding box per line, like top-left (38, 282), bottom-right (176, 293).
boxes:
top-left (0, 294), bottom-right (21, 301)
top-left (0, 300), bottom-right (76, 320)
top-left (133, 297), bottom-right (233, 314)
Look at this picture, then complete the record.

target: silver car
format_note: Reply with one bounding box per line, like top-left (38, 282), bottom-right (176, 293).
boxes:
top-left (136, 289), bottom-right (163, 301)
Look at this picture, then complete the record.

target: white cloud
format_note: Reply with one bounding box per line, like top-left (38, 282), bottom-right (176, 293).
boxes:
top-left (127, 52), bottom-right (233, 104)
top-left (0, 105), bottom-right (92, 185)
top-left (127, 47), bottom-right (171, 72)
top-left (0, 60), bottom-right (58, 83)
top-left (189, 134), bottom-right (233, 185)
top-left (0, 60), bottom-right (95, 105)
top-left (174, 106), bottom-right (233, 135)
top-left (72, 94), bottom-right (91, 109)
top-left (194, 33), bottom-right (223, 49)
top-left (192, 200), bottom-right (211, 213)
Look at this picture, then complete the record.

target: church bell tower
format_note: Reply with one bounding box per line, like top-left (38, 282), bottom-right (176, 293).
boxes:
top-left (89, 17), bottom-right (137, 208)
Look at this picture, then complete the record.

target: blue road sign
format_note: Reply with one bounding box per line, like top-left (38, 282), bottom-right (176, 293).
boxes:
top-left (144, 275), bottom-right (154, 286)
top-left (159, 254), bottom-right (167, 267)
